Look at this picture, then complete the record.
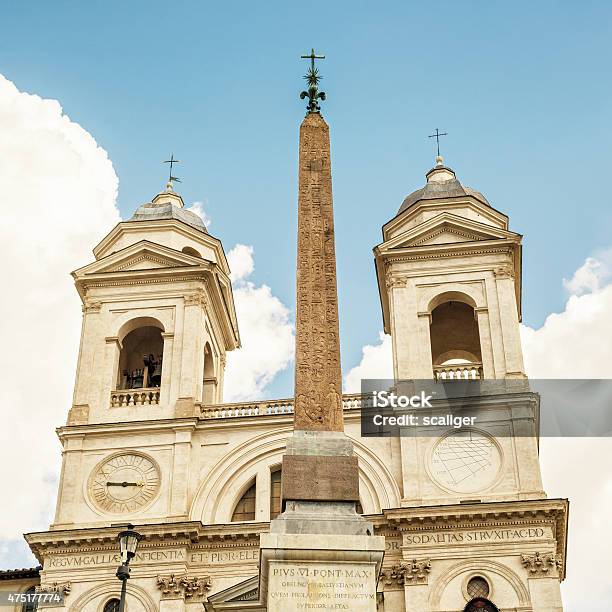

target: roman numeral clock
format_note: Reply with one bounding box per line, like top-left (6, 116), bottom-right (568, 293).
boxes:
top-left (88, 452), bottom-right (161, 514)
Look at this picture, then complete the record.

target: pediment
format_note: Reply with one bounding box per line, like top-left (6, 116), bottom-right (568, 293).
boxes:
top-left (411, 225), bottom-right (486, 246)
top-left (74, 240), bottom-right (206, 277)
top-left (383, 213), bottom-right (519, 251)
top-left (206, 576), bottom-right (262, 610)
top-left (106, 251), bottom-right (188, 272)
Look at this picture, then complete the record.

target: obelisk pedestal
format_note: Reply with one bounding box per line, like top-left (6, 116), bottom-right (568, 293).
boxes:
top-left (260, 533), bottom-right (384, 612)
top-left (259, 58), bottom-right (384, 611)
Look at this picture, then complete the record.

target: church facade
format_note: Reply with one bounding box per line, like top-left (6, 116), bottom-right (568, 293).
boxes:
top-left (2, 109), bottom-right (567, 611)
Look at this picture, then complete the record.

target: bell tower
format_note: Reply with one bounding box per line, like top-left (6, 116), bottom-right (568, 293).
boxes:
top-left (67, 180), bottom-right (240, 427)
top-left (375, 155), bottom-right (525, 382)
top-left (373, 156), bottom-right (568, 612)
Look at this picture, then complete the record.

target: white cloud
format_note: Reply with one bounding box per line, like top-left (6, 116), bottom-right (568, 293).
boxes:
top-left (0, 74), bottom-right (120, 566)
top-left (186, 200), bottom-right (212, 228)
top-left (520, 285), bottom-right (612, 378)
top-left (227, 243), bottom-right (254, 282)
top-left (344, 332), bottom-right (393, 392)
top-left (223, 245), bottom-right (294, 401)
top-left (562, 248), bottom-right (612, 296)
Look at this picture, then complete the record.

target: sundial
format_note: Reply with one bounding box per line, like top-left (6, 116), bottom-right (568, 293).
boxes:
top-left (430, 431), bottom-right (501, 494)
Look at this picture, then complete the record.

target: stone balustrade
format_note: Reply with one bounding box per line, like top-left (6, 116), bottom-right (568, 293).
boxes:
top-left (110, 388), bottom-right (160, 407)
top-left (433, 363), bottom-right (483, 381)
top-left (199, 393), bottom-right (370, 420)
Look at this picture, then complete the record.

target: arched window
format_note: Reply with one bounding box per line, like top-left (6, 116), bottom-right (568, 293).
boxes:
top-left (118, 326), bottom-right (164, 390)
top-left (103, 599), bottom-right (121, 612)
top-left (231, 481), bottom-right (256, 521)
top-left (270, 469), bottom-right (282, 519)
top-left (464, 597), bottom-right (499, 612)
top-left (430, 299), bottom-right (482, 380)
top-left (22, 587), bottom-right (38, 612)
top-left (202, 342), bottom-right (217, 404)
top-left (182, 246), bottom-right (201, 258)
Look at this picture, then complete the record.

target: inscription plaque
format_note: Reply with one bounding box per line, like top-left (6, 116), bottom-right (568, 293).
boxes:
top-left (267, 561), bottom-right (378, 612)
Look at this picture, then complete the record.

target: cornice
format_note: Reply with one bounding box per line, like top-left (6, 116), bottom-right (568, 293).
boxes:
top-left (382, 241), bottom-right (519, 263)
top-left (373, 498), bottom-right (567, 527)
top-left (25, 521), bottom-right (268, 561)
top-left (370, 498), bottom-right (568, 579)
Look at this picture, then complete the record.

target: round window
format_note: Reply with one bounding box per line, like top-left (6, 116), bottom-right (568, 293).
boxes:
top-left (467, 576), bottom-right (490, 599)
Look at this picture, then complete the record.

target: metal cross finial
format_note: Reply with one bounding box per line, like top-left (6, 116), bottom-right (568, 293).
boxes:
top-left (300, 48), bottom-right (326, 114)
top-left (163, 154), bottom-right (181, 183)
top-left (428, 129), bottom-right (448, 157)
top-left (301, 48), bottom-right (325, 72)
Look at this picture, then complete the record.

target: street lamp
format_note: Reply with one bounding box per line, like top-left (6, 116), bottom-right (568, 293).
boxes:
top-left (115, 524), bottom-right (142, 612)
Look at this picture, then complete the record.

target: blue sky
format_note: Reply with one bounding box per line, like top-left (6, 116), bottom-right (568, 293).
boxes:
top-left (3, 0), bottom-right (611, 397)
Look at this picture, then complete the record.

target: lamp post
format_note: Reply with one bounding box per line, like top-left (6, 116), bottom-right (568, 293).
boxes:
top-left (115, 524), bottom-right (142, 612)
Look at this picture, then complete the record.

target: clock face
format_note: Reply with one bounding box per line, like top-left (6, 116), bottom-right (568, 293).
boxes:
top-left (430, 431), bottom-right (501, 494)
top-left (89, 452), bottom-right (160, 514)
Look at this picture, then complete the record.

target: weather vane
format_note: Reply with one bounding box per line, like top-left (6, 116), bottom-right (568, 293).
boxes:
top-left (163, 154), bottom-right (181, 184)
top-left (300, 48), bottom-right (326, 114)
top-left (428, 129), bottom-right (448, 157)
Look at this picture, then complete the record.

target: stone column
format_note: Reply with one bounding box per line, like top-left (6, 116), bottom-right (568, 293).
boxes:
top-left (474, 306), bottom-right (495, 378)
top-left (495, 266), bottom-right (526, 377)
top-left (52, 436), bottom-right (84, 526)
top-left (176, 294), bottom-right (204, 416)
top-left (99, 336), bottom-right (121, 412)
top-left (416, 311), bottom-right (434, 378)
top-left (72, 302), bottom-right (102, 408)
top-left (399, 434), bottom-right (420, 503)
top-left (521, 551), bottom-right (564, 611)
top-left (256, 467), bottom-right (271, 522)
top-left (168, 428), bottom-right (193, 518)
top-left (160, 332), bottom-right (175, 407)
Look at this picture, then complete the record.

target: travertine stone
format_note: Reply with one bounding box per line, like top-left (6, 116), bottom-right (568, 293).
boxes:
top-left (294, 112), bottom-right (343, 432)
top-left (260, 533), bottom-right (385, 612)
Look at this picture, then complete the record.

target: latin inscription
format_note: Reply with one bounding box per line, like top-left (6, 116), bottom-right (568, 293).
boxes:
top-left (405, 527), bottom-right (548, 546)
top-left (46, 549), bottom-right (185, 568)
top-left (190, 549), bottom-right (258, 564)
top-left (268, 562), bottom-right (377, 612)
top-left (45, 547), bottom-right (260, 570)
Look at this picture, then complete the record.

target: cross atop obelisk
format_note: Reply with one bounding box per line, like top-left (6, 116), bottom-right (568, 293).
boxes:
top-left (300, 48), bottom-right (327, 114)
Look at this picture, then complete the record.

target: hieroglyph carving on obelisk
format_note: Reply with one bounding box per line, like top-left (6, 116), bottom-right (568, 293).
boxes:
top-left (293, 111), bottom-right (344, 432)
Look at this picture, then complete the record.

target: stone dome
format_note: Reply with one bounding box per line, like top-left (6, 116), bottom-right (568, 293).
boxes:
top-left (398, 156), bottom-right (490, 214)
top-left (129, 182), bottom-right (208, 233)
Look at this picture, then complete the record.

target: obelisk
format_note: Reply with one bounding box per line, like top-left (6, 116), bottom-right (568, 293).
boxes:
top-left (259, 50), bottom-right (385, 612)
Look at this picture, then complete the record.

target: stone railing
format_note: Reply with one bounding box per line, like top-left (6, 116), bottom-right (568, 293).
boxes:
top-left (199, 393), bottom-right (370, 420)
top-left (111, 388), bottom-right (160, 407)
top-left (433, 363), bottom-right (483, 381)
